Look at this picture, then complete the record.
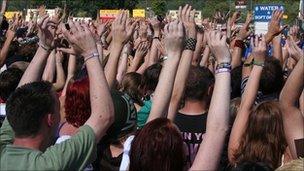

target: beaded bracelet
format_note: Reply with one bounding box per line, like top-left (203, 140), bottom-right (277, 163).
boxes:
top-left (184, 38), bottom-right (197, 51)
top-left (84, 52), bottom-right (99, 63)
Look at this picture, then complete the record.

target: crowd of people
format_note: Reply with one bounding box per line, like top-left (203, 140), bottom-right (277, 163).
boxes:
top-left (0, 1), bottom-right (303, 170)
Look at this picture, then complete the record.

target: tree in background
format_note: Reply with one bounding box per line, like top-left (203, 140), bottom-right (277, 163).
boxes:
top-left (151, 0), bottom-right (167, 16)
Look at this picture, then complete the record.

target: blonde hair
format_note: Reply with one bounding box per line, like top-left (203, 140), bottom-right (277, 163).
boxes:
top-left (276, 158), bottom-right (304, 171)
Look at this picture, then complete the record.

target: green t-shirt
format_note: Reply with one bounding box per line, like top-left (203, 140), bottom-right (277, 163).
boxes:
top-left (137, 99), bottom-right (152, 128)
top-left (0, 118), bottom-right (97, 170)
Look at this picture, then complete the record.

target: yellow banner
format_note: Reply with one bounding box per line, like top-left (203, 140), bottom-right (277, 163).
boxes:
top-left (4, 11), bottom-right (22, 20)
top-left (100, 10), bottom-right (128, 19)
top-left (133, 9), bottom-right (145, 18)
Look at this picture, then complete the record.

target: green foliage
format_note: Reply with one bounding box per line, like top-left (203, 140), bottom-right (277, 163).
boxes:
top-left (151, 0), bottom-right (167, 16)
top-left (3, 0), bottom-right (300, 24)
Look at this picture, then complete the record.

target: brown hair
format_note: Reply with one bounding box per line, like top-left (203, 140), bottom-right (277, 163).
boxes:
top-left (129, 118), bottom-right (185, 171)
top-left (234, 101), bottom-right (287, 169)
top-left (120, 72), bottom-right (143, 106)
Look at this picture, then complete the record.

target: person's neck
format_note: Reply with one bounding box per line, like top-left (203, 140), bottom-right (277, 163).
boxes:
top-left (179, 99), bottom-right (208, 115)
top-left (13, 134), bottom-right (45, 151)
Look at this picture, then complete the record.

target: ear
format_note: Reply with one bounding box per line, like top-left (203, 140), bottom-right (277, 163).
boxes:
top-left (46, 114), bottom-right (55, 127)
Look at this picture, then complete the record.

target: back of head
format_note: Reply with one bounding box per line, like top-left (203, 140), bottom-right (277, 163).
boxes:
top-left (142, 63), bottom-right (162, 95)
top-left (65, 77), bottom-right (91, 128)
top-left (260, 58), bottom-right (283, 95)
top-left (184, 66), bottom-right (214, 101)
top-left (120, 72), bottom-right (143, 106)
top-left (130, 118), bottom-right (184, 171)
top-left (234, 101), bottom-right (287, 169)
top-left (231, 161), bottom-right (272, 171)
top-left (0, 68), bottom-right (23, 102)
top-left (6, 81), bottom-right (55, 137)
top-left (229, 97), bottom-right (241, 127)
top-left (231, 66), bottom-right (242, 99)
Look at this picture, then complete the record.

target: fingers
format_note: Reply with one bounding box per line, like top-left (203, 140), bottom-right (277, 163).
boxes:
top-left (178, 6), bottom-right (182, 20)
top-left (254, 35), bottom-right (259, 47)
top-left (41, 16), bottom-right (50, 30)
top-left (185, 5), bottom-right (192, 22)
top-left (38, 14), bottom-right (48, 28)
top-left (181, 4), bottom-right (188, 22)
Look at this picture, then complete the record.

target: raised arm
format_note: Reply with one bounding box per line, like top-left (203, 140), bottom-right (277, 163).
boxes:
top-left (272, 35), bottom-right (283, 64)
top-left (128, 42), bottom-right (149, 72)
top-left (18, 15), bottom-right (57, 87)
top-left (52, 51), bottom-right (66, 91)
top-left (168, 5), bottom-right (197, 120)
top-left (191, 31), bottom-right (231, 170)
top-left (116, 43), bottom-right (131, 84)
top-left (231, 12), bottom-right (252, 69)
top-left (280, 56), bottom-right (304, 159)
top-left (146, 20), bottom-right (184, 122)
top-left (42, 50), bottom-right (56, 82)
top-left (228, 36), bottom-right (267, 163)
top-left (62, 22), bottom-right (114, 142)
top-left (104, 11), bottom-right (136, 88)
top-left (148, 18), bottom-right (161, 66)
top-left (0, 17), bottom-right (21, 67)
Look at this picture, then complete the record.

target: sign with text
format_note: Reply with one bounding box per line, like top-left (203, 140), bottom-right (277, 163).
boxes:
top-left (100, 9), bottom-right (129, 22)
top-left (235, 0), bottom-right (247, 9)
top-left (133, 9), bottom-right (145, 18)
top-left (254, 5), bottom-right (284, 22)
top-left (254, 4), bottom-right (284, 34)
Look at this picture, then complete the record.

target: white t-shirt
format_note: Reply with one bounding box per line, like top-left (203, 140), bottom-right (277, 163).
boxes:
top-left (119, 135), bottom-right (135, 171)
top-left (0, 103), bottom-right (6, 117)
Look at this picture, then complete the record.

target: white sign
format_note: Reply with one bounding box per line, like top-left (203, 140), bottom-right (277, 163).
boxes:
top-left (168, 10), bottom-right (202, 25)
top-left (26, 9), bottom-right (55, 21)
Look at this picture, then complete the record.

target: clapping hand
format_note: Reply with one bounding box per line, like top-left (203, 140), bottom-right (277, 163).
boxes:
top-left (207, 31), bottom-right (231, 63)
top-left (164, 20), bottom-right (184, 56)
top-left (112, 11), bottom-right (137, 45)
top-left (37, 15), bottom-right (58, 49)
top-left (267, 10), bottom-right (287, 37)
top-left (178, 4), bottom-right (196, 39)
top-left (251, 35), bottom-right (267, 62)
top-left (62, 21), bottom-right (97, 58)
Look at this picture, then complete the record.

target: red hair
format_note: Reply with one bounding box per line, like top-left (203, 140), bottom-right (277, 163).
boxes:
top-left (129, 118), bottom-right (185, 171)
top-left (64, 77), bottom-right (91, 128)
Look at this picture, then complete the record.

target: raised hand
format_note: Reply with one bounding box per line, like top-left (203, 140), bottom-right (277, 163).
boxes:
top-left (286, 37), bottom-right (303, 61)
top-left (251, 35), bottom-right (267, 62)
top-left (96, 21), bottom-right (110, 37)
top-left (62, 21), bottom-right (97, 57)
top-left (267, 10), bottom-right (287, 38)
top-left (112, 11), bottom-right (137, 45)
top-left (7, 14), bottom-right (22, 38)
top-left (37, 15), bottom-right (58, 49)
top-left (164, 20), bottom-right (184, 55)
top-left (135, 41), bottom-right (149, 58)
top-left (178, 4), bottom-right (197, 39)
top-left (149, 18), bottom-right (161, 33)
top-left (207, 31), bottom-right (231, 63)
top-left (289, 25), bottom-right (299, 42)
top-left (237, 12), bottom-right (252, 40)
